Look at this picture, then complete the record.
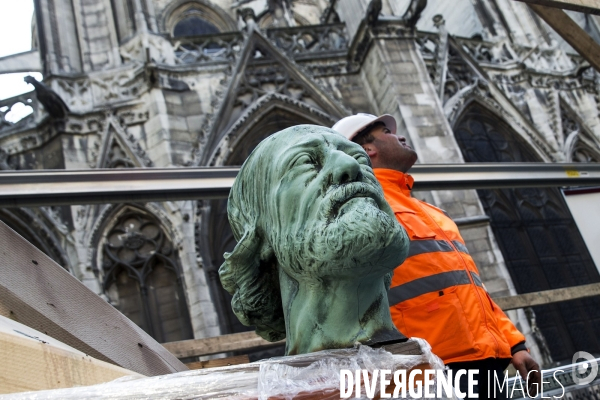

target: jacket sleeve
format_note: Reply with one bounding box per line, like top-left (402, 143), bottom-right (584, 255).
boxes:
top-left (491, 298), bottom-right (527, 353)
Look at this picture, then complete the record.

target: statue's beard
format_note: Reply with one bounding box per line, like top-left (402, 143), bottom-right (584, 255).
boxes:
top-left (276, 197), bottom-right (407, 280)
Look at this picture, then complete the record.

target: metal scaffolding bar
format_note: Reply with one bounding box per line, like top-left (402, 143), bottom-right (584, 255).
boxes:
top-left (0, 163), bottom-right (599, 207)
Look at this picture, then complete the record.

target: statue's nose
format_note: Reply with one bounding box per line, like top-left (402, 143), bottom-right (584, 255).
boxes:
top-left (329, 151), bottom-right (361, 185)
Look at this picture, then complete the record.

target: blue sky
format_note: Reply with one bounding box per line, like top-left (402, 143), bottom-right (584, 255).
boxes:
top-left (0, 0), bottom-right (42, 101)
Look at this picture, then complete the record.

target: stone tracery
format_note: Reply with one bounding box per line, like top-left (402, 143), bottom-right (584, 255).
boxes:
top-left (99, 207), bottom-right (194, 343)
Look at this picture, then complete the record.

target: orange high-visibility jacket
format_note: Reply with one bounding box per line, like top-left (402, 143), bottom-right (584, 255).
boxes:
top-left (375, 169), bottom-right (526, 364)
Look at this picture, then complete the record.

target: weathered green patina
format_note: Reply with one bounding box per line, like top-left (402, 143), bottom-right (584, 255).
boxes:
top-left (219, 125), bottom-right (410, 355)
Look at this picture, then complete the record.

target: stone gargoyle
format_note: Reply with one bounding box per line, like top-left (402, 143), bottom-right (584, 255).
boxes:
top-left (219, 125), bottom-right (410, 355)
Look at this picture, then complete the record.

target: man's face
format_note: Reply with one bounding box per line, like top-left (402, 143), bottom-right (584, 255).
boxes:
top-left (264, 127), bottom-right (407, 281)
top-left (367, 124), bottom-right (418, 172)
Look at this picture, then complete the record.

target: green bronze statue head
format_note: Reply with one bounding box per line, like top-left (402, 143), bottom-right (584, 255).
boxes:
top-left (219, 125), bottom-right (409, 355)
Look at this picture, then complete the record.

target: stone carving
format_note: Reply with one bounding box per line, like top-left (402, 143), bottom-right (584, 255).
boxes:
top-left (266, 23), bottom-right (348, 57)
top-left (120, 32), bottom-right (176, 65)
top-left (366, 0), bottom-right (382, 26)
top-left (172, 32), bottom-right (243, 65)
top-left (304, 59), bottom-right (348, 77)
top-left (235, 62), bottom-right (317, 109)
top-left (459, 38), bottom-right (517, 65)
top-left (219, 125), bottom-right (409, 354)
top-left (521, 46), bottom-right (577, 74)
top-left (117, 109), bottom-right (150, 126)
top-left (197, 30), bottom-right (348, 166)
top-left (572, 144), bottom-right (600, 162)
top-left (54, 78), bottom-right (92, 112)
top-left (24, 76), bottom-right (70, 120)
top-left (444, 79), bottom-right (557, 161)
top-left (0, 148), bottom-right (15, 170)
top-left (90, 67), bottom-right (147, 104)
top-left (432, 15), bottom-right (449, 99)
top-left (104, 139), bottom-right (136, 168)
top-left (20, 135), bottom-right (38, 149)
top-left (207, 92), bottom-right (337, 166)
top-left (97, 115), bottom-right (153, 168)
top-left (444, 46), bottom-right (477, 104)
top-left (265, 0), bottom-right (295, 27)
top-left (0, 91), bottom-right (42, 132)
top-left (561, 104), bottom-right (600, 162)
top-left (205, 22), bottom-right (349, 80)
top-left (40, 206), bottom-right (70, 236)
top-left (401, 0), bottom-right (427, 28)
top-left (415, 31), bottom-right (439, 60)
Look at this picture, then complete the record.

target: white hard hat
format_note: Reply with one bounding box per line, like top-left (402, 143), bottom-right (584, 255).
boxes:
top-left (332, 113), bottom-right (397, 141)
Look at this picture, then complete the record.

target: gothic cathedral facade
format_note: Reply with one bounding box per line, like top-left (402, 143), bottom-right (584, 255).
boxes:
top-left (1, 0), bottom-right (600, 365)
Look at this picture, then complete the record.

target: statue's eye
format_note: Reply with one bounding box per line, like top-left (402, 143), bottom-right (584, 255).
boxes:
top-left (291, 154), bottom-right (314, 168)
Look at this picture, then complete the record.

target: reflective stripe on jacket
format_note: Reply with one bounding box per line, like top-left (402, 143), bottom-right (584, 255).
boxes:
top-left (375, 168), bottom-right (525, 364)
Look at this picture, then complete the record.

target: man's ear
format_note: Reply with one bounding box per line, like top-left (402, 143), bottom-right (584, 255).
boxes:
top-left (362, 144), bottom-right (377, 159)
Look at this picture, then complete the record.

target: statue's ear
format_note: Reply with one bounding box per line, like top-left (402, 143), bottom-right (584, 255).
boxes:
top-left (219, 228), bottom-right (262, 295)
top-left (218, 227), bottom-right (286, 341)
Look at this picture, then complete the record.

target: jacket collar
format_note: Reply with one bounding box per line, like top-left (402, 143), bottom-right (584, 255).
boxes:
top-left (373, 168), bottom-right (414, 196)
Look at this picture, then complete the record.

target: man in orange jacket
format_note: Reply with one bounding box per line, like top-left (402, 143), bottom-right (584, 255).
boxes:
top-left (333, 114), bottom-right (541, 399)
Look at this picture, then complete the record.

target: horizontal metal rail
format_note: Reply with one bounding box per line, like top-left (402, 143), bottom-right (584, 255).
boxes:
top-left (0, 167), bottom-right (238, 207)
top-left (0, 163), bottom-right (599, 207)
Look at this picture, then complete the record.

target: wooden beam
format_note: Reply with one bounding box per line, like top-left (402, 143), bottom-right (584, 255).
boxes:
top-left (493, 282), bottom-right (600, 310)
top-left (517, 0), bottom-right (600, 15)
top-left (527, 4), bottom-right (600, 72)
top-left (0, 220), bottom-right (187, 376)
top-left (164, 331), bottom-right (424, 360)
top-left (185, 355), bottom-right (250, 370)
top-left (0, 315), bottom-right (143, 394)
top-left (162, 331), bottom-right (285, 359)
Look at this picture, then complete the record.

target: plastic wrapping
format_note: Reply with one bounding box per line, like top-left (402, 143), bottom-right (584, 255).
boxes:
top-left (2, 364), bottom-right (262, 400)
top-left (258, 338), bottom-right (446, 400)
top-left (4, 338), bottom-right (450, 400)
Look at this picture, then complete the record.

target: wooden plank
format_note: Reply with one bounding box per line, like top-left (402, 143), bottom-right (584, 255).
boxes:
top-left (163, 330), bottom-right (285, 359)
top-left (165, 332), bottom-right (422, 360)
top-left (0, 220), bottom-right (187, 376)
top-left (516, 0), bottom-right (600, 15)
top-left (379, 340), bottom-right (422, 355)
top-left (527, 4), bottom-right (600, 72)
top-left (0, 315), bottom-right (143, 394)
top-left (185, 355), bottom-right (250, 370)
top-left (493, 282), bottom-right (600, 310)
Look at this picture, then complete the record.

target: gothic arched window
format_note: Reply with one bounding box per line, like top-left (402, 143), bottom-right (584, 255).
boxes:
top-left (101, 209), bottom-right (193, 343)
top-left (173, 15), bottom-right (219, 37)
top-left (165, 2), bottom-right (237, 38)
top-left (454, 104), bottom-right (600, 362)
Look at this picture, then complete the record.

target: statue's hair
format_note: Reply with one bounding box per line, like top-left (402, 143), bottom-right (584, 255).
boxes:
top-left (218, 133), bottom-right (286, 342)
